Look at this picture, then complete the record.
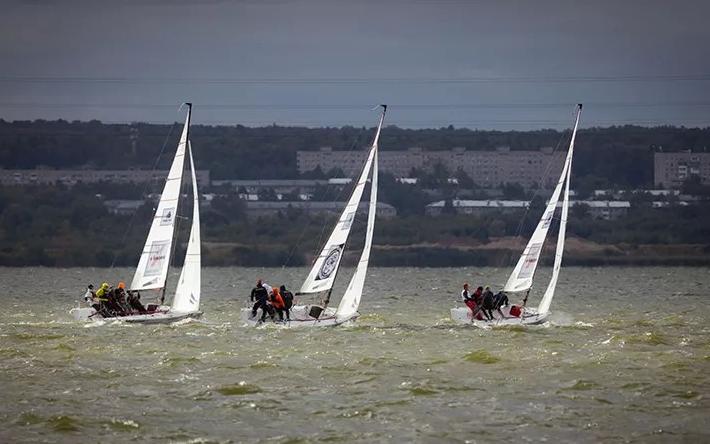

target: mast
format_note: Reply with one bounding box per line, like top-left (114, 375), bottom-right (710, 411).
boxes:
top-left (297, 105), bottom-right (386, 299)
top-left (502, 104), bottom-right (581, 294)
top-left (537, 104), bottom-right (582, 315)
top-left (324, 105), bottom-right (387, 308)
top-left (130, 103), bottom-right (192, 295)
top-left (336, 106), bottom-right (383, 320)
top-left (162, 103), bottom-right (192, 303)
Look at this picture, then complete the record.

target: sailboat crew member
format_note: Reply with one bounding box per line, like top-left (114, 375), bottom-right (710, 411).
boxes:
top-left (250, 280), bottom-right (271, 321)
top-left (95, 282), bottom-right (109, 300)
top-left (271, 286), bottom-right (286, 321)
top-left (493, 291), bottom-right (509, 318)
top-left (83, 284), bottom-right (95, 303)
top-left (461, 283), bottom-right (476, 311)
top-left (481, 286), bottom-right (495, 320)
top-left (472, 286), bottom-right (483, 306)
top-left (83, 284), bottom-right (103, 313)
top-left (127, 290), bottom-right (148, 314)
top-left (280, 285), bottom-right (294, 321)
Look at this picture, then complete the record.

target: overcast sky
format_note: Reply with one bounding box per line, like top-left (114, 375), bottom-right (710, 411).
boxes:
top-left (1, 0), bottom-right (709, 129)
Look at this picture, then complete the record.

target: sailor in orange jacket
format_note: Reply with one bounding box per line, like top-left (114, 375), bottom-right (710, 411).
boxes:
top-left (271, 286), bottom-right (286, 322)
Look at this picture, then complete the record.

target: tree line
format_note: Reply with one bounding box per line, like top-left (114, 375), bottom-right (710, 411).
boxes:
top-left (2, 119), bottom-right (709, 187)
top-left (1, 182), bottom-right (709, 266)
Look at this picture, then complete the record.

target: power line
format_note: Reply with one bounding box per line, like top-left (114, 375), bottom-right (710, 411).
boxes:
top-left (2, 118), bottom-right (704, 127)
top-left (2, 101), bottom-right (710, 110)
top-left (1, 74), bottom-right (710, 85)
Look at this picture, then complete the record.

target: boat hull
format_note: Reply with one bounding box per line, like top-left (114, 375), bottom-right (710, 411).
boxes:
top-left (450, 306), bottom-right (547, 326)
top-left (69, 306), bottom-right (202, 324)
top-left (239, 305), bottom-right (358, 327)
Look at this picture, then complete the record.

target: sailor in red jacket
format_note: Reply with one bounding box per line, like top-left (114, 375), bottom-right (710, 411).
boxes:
top-left (462, 283), bottom-right (483, 320)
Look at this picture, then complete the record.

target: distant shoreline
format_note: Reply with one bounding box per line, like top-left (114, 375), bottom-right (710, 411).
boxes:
top-left (8, 240), bottom-right (709, 268)
top-left (369, 240), bottom-right (710, 267)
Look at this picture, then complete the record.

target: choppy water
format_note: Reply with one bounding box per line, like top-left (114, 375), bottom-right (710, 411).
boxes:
top-left (0, 266), bottom-right (709, 443)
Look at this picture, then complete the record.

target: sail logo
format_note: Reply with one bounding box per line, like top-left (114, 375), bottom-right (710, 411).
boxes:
top-left (541, 211), bottom-right (553, 229)
top-left (518, 243), bottom-right (542, 279)
top-left (316, 245), bottom-right (343, 280)
top-left (160, 207), bottom-right (176, 226)
top-left (341, 212), bottom-right (355, 231)
top-left (144, 240), bottom-right (170, 277)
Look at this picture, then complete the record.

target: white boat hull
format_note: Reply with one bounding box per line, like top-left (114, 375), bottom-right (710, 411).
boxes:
top-left (450, 306), bottom-right (547, 326)
top-left (69, 306), bottom-right (202, 324)
top-left (239, 304), bottom-right (357, 327)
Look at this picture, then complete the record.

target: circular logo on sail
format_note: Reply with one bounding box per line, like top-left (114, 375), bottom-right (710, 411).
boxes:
top-left (318, 247), bottom-right (342, 280)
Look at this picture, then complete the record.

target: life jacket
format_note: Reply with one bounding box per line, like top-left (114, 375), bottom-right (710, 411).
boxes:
top-left (95, 286), bottom-right (109, 301)
top-left (482, 291), bottom-right (494, 309)
top-left (472, 289), bottom-right (483, 305)
top-left (253, 286), bottom-right (268, 303)
top-left (509, 305), bottom-right (522, 317)
top-left (271, 290), bottom-right (285, 309)
top-left (494, 292), bottom-right (509, 308)
top-left (282, 290), bottom-right (294, 307)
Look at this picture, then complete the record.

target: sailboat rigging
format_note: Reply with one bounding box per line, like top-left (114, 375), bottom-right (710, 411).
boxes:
top-left (71, 103), bottom-right (203, 324)
top-left (241, 105), bottom-right (387, 327)
top-left (451, 104), bottom-right (582, 326)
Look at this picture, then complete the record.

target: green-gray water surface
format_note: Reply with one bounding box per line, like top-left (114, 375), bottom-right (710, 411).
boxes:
top-left (1, 266), bottom-right (709, 443)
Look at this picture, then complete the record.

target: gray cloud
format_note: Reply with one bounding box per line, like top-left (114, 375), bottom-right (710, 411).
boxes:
top-left (1, 0), bottom-right (709, 128)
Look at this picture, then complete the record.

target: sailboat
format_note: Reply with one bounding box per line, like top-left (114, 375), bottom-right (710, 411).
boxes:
top-left (451, 104), bottom-right (582, 326)
top-left (240, 105), bottom-right (387, 327)
top-left (70, 103), bottom-right (202, 324)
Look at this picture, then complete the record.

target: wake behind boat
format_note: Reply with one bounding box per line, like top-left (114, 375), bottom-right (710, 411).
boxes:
top-left (240, 105), bottom-right (387, 327)
top-left (451, 104), bottom-right (582, 327)
top-left (70, 104), bottom-right (203, 324)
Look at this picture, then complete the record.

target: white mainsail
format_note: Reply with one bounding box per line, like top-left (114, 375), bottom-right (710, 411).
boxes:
top-left (502, 106), bottom-right (581, 293)
top-left (297, 119), bottom-right (383, 296)
top-left (130, 105), bottom-right (191, 291)
top-left (336, 143), bottom-right (379, 321)
top-left (538, 106), bottom-right (581, 314)
top-left (172, 141), bottom-right (201, 313)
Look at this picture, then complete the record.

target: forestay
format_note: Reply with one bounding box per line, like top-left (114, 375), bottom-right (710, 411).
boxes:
top-left (538, 106), bottom-right (581, 314)
top-left (502, 108), bottom-right (581, 294)
top-left (130, 106), bottom-right (191, 291)
top-left (298, 144), bottom-right (377, 296)
top-left (336, 124), bottom-right (382, 321)
top-left (172, 142), bottom-right (201, 313)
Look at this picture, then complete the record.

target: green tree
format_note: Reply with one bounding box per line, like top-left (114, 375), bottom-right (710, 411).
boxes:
top-left (378, 173), bottom-right (428, 216)
top-left (681, 176), bottom-right (710, 197)
top-left (326, 167), bottom-right (346, 178)
top-left (442, 199), bottom-right (457, 215)
top-left (455, 168), bottom-right (476, 189)
top-left (488, 219), bottom-right (506, 237)
top-left (501, 182), bottom-right (526, 199)
top-left (257, 187), bottom-right (279, 201)
top-left (571, 202), bottom-right (590, 218)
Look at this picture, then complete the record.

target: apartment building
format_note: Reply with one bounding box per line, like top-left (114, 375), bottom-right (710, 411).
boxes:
top-left (297, 146), bottom-right (564, 188)
top-left (654, 152), bottom-right (710, 188)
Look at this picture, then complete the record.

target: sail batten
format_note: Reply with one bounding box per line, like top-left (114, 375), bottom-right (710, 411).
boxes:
top-left (130, 106), bottom-right (191, 291)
